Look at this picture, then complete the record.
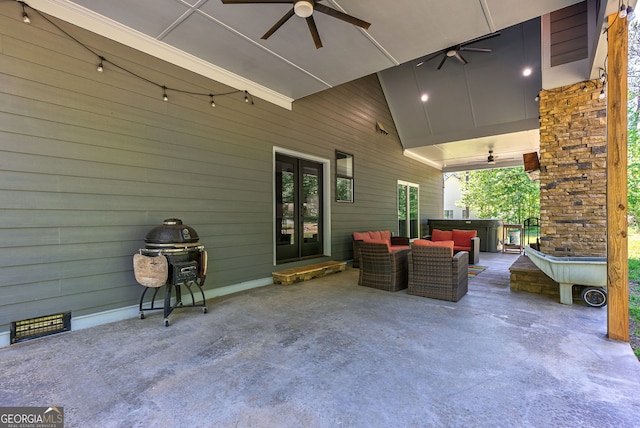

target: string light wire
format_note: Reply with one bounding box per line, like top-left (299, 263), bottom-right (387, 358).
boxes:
top-left (16, 1), bottom-right (254, 108)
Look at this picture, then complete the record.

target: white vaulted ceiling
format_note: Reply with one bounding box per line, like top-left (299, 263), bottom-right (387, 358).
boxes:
top-left (23, 0), bottom-right (618, 170)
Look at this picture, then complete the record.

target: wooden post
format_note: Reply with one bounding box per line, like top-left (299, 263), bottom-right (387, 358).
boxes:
top-left (607, 13), bottom-right (629, 342)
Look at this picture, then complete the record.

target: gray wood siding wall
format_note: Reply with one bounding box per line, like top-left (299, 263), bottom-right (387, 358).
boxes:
top-left (0, 6), bottom-right (442, 331)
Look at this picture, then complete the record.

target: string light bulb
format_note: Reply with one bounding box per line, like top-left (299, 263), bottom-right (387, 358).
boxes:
top-left (620, 4), bottom-right (628, 18)
top-left (15, 2), bottom-right (253, 110)
top-left (22, 3), bottom-right (30, 24)
top-left (599, 88), bottom-right (606, 100)
top-left (627, 5), bottom-right (636, 21)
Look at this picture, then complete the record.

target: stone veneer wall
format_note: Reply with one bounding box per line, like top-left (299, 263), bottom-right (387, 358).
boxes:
top-left (538, 79), bottom-right (607, 256)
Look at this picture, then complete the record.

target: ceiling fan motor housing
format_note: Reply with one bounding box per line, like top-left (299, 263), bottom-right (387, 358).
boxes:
top-left (294, 0), bottom-right (314, 18)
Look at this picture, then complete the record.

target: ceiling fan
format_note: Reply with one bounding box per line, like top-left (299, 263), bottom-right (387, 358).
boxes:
top-left (220, 0), bottom-right (371, 49)
top-left (487, 149), bottom-right (496, 164)
top-left (416, 31), bottom-right (501, 70)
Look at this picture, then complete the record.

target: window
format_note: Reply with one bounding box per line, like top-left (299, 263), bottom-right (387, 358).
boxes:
top-left (444, 210), bottom-right (454, 219)
top-left (335, 151), bottom-right (354, 202)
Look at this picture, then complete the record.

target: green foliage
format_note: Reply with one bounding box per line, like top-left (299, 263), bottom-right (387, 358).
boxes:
top-left (630, 233), bottom-right (640, 355)
top-left (629, 22), bottom-right (640, 229)
top-left (630, 232), bottom-right (640, 283)
top-left (458, 167), bottom-right (539, 224)
top-left (628, 103), bottom-right (640, 229)
top-left (630, 259), bottom-right (640, 283)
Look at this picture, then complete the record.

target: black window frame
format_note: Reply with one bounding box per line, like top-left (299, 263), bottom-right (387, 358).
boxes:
top-left (335, 150), bottom-right (354, 203)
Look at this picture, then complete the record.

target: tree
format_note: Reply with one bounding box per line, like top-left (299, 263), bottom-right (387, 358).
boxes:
top-left (628, 100), bottom-right (640, 228)
top-left (459, 167), bottom-right (539, 224)
top-left (629, 21), bottom-right (640, 229)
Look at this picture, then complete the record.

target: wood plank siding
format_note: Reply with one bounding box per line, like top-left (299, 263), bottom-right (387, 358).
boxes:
top-left (549, 1), bottom-right (588, 67)
top-left (0, 6), bottom-right (442, 333)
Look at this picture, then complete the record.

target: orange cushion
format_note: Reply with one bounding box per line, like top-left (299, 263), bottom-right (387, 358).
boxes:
top-left (452, 229), bottom-right (477, 247)
top-left (365, 239), bottom-right (391, 252)
top-left (368, 231), bottom-right (382, 240)
top-left (413, 239), bottom-right (454, 256)
top-left (353, 232), bottom-right (367, 241)
top-left (354, 231), bottom-right (393, 246)
top-left (431, 229), bottom-right (453, 241)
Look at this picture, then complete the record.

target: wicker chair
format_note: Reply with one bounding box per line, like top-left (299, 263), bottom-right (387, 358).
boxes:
top-left (358, 242), bottom-right (410, 292)
top-left (407, 246), bottom-right (468, 302)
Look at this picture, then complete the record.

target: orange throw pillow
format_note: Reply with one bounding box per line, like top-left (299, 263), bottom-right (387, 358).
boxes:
top-left (452, 229), bottom-right (477, 247)
top-left (431, 229), bottom-right (453, 241)
top-left (413, 239), bottom-right (454, 256)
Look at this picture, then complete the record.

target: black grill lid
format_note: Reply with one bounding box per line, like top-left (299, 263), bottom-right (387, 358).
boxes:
top-left (144, 218), bottom-right (199, 245)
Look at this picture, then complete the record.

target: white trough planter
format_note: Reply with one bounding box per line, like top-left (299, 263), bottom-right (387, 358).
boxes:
top-left (524, 247), bottom-right (607, 306)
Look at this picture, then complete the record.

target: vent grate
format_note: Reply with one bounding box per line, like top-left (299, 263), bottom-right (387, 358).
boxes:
top-left (10, 312), bottom-right (71, 344)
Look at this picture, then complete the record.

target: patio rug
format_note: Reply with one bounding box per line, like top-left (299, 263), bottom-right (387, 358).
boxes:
top-left (468, 265), bottom-right (487, 278)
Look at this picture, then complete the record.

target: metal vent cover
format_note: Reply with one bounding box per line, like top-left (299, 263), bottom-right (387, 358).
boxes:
top-left (10, 312), bottom-right (71, 344)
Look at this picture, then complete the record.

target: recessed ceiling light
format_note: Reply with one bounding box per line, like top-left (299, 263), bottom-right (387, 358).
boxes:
top-left (522, 67), bottom-right (532, 77)
top-left (420, 94), bottom-right (429, 102)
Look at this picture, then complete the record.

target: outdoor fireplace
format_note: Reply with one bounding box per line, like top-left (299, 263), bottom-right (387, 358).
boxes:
top-left (133, 218), bottom-right (207, 326)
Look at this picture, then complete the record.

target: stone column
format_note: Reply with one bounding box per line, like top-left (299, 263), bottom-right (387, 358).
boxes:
top-left (538, 80), bottom-right (607, 256)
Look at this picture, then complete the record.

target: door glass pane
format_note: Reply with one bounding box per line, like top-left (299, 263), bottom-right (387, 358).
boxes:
top-left (302, 165), bottom-right (319, 244)
top-left (276, 159), bottom-right (295, 246)
top-left (398, 181), bottom-right (419, 238)
top-left (398, 184), bottom-right (407, 235)
top-left (409, 185), bottom-right (419, 239)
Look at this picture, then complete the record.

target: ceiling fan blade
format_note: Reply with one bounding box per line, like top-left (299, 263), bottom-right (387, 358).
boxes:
top-left (459, 47), bottom-right (492, 53)
top-left (416, 51), bottom-right (444, 67)
top-left (314, 3), bottom-right (371, 29)
top-left (454, 52), bottom-right (468, 65)
top-left (306, 16), bottom-right (323, 49)
top-left (436, 55), bottom-right (448, 70)
top-left (221, 1), bottom-right (292, 3)
top-left (261, 9), bottom-right (295, 40)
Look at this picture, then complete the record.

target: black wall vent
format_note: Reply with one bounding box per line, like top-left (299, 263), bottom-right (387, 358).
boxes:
top-left (10, 312), bottom-right (71, 344)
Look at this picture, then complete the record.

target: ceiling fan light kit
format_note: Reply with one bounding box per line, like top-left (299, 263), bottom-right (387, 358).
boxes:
top-left (220, 0), bottom-right (371, 49)
top-left (294, 1), bottom-right (313, 18)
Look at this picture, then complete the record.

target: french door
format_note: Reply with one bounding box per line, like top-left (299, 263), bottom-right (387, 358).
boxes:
top-left (275, 153), bottom-right (324, 263)
top-left (398, 181), bottom-right (419, 239)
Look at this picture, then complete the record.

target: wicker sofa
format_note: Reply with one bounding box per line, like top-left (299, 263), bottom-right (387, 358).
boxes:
top-left (358, 242), bottom-right (411, 292)
top-left (407, 245), bottom-right (469, 302)
top-left (352, 230), bottom-right (410, 268)
top-left (427, 229), bottom-right (480, 264)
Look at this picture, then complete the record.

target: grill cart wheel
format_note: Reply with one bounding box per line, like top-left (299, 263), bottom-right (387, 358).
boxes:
top-left (164, 319), bottom-right (170, 327)
top-left (203, 307), bottom-right (208, 314)
top-left (139, 312), bottom-right (145, 320)
top-left (581, 287), bottom-right (607, 307)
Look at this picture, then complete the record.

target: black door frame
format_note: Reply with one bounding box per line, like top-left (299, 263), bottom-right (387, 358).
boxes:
top-left (274, 150), bottom-right (329, 264)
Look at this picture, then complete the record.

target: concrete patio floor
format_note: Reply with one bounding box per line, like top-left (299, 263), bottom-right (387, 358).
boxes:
top-left (1, 252), bottom-right (639, 427)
